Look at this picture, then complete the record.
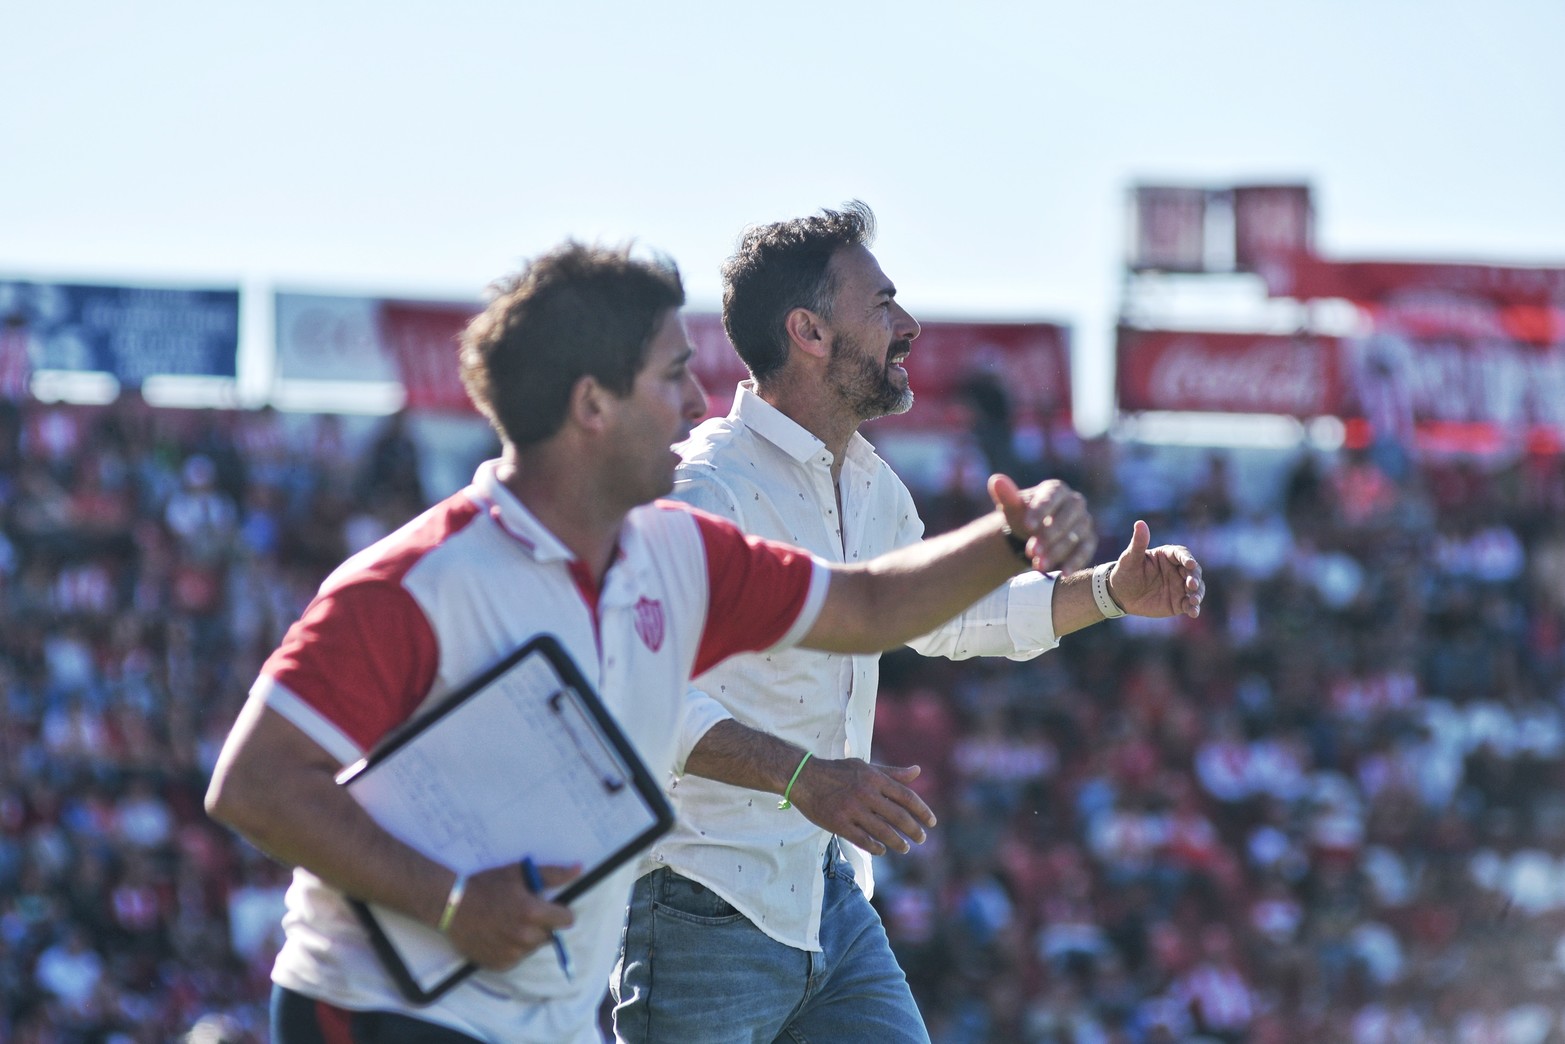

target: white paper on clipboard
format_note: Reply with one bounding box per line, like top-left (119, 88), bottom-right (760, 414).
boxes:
top-left (338, 635), bottom-right (673, 999)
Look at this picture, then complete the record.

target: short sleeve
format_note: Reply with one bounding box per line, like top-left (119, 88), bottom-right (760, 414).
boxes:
top-left (259, 577), bottom-right (439, 755)
top-left (684, 509), bottom-right (828, 678)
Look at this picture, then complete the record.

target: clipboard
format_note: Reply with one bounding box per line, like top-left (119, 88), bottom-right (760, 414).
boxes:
top-left (335, 633), bottom-right (675, 1005)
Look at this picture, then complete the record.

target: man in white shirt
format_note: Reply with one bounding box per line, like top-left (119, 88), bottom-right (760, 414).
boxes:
top-left (204, 240), bottom-right (1095, 1044)
top-left (612, 204), bottom-right (1206, 1042)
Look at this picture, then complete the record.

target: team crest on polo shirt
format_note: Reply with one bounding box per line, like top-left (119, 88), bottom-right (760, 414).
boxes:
top-left (633, 596), bottom-right (665, 652)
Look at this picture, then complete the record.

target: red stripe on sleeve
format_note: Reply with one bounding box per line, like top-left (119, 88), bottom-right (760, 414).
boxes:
top-left (261, 576), bottom-right (439, 752)
top-left (687, 508), bottom-right (816, 677)
top-left (260, 499), bottom-right (477, 751)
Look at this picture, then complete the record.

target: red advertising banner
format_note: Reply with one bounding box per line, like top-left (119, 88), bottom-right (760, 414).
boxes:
top-left (350, 301), bottom-right (1072, 431)
top-left (1130, 186), bottom-right (1208, 272)
top-left (890, 320), bottom-right (1072, 430)
top-left (1232, 185), bottom-right (1313, 272)
top-left (1116, 325), bottom-right (1565, 440)
top-left (377, 300), bottom-right (480, 413)
top-left (684, 312), bottom-right (751, 418)
top-left (1365, 295), bottom-right (1564, 347)
top-left (0, 321), bottom-right (31, 401)
top-left (1346, 333), bottom-right (1565, 432)
top-left (688, 315), bottom-right (1072, 431)
top-left (1263, 255), bottom-right (1565, 309)
top-left (1116, 327), bottom-right (1344, 417)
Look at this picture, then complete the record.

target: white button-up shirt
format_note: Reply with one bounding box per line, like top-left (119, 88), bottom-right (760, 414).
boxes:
top-left (642, 384), bottom-right (1060, 951)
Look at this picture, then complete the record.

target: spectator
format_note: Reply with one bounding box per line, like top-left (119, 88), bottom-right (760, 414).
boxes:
top-left (4, 396), bottom-right (1565, 1040)
top-left (33, 923), bottom-right (103, 1015)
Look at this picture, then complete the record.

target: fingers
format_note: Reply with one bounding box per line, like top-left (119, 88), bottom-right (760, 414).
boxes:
top-left (790, 758), bottom-right (938, 857)
top-left (873, 764), bottom-right (938, 829)
top-left (997, 477), bottom-right (1097, 573)
top-left (851, 769), bottom-right (935, 855)
top-left (1158, 541), bottom-right (1204, 618)
top-left (533, 862), bottom-right (583, 891)
top-left (1182, 557), bottom-right (1206, 617)
top-left (1030, 490), bottom-right (1094, 572)
top-left (986, 473), bottom-right (1023, 515)
top-left (844, 795), bottom-right (928, 856)
top-left (1127, 542), bottom-right (1205, 619)
top-left (450, 864), bottom-right (576, 970)
top-left (992, 474), bottom-right (1069, 545)
top-left (1123, 519), bottom-right (1151, 559)
top-left (1059, 526), bottom-right (1096, 574)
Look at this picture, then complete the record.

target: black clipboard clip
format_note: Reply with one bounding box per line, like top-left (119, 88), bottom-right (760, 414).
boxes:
top-left (548, 688), bottom-right (628, 795)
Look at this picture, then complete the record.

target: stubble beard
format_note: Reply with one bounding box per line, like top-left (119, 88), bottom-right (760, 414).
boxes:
top-left (826, 331), bottom-right (915, 422)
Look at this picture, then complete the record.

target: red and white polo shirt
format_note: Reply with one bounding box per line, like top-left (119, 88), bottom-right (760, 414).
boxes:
top-left (258, 460), bottom-right (828, 1043)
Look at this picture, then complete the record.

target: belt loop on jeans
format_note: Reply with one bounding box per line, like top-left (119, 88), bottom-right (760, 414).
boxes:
top-left (823, 837), bottom-right (840, 874)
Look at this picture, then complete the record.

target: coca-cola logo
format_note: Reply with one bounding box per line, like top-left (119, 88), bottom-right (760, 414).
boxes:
top-left (1146, 339), bottom-right (1328, 415)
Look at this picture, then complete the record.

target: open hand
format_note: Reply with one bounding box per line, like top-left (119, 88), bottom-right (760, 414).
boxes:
top-left (1107, 520), bottom-right (1204, 619)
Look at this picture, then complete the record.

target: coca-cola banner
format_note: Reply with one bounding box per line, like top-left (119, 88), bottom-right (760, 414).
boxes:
top-left (1129, 186), bottom-right (1208, 272)
top-left (1232, 185), bottom-right (1313, 272)
top-left (1116, 327), bottom-right (1344, 417)
top-left (1117, 326), bottom-right (1565, 437)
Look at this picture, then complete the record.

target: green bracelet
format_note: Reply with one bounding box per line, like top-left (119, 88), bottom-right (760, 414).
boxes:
top-left (777, 752), bottom-right (813, 810)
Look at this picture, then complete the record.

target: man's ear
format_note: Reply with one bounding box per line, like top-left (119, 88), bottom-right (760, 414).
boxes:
top-left (567, 375), bottom-right (615, 434)
top-left (784, 307), bottom-right (830, 362)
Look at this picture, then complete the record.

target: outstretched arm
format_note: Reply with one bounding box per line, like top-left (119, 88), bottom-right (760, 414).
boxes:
top-left (800, 475), bottom-right (1094, 654)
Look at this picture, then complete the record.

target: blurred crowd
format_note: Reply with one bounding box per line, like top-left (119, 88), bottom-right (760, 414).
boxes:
top-left (875, 424), bottom-right (1565, 1043)
top-left (0, 395), bottom-right (431, 1042)
top-left (4, 390), bottom-right (1565, 1042)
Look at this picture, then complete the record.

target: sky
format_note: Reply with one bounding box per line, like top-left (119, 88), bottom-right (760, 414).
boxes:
top-left (3, 0), bottom-right (1563, 434)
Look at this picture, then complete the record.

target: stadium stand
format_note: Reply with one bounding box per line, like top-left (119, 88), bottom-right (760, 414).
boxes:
top-left (3, 393), bottom-right (1565, 1043)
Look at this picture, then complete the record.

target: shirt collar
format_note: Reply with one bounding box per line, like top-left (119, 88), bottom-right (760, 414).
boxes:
top-left (466, 458), bottom-right (576, 563)
top-left (729, 381), bottom-right (878, 469)
top-left (468, 459), bottom-right (645, 601)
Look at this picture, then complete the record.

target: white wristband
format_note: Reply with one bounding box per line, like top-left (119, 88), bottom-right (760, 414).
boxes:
top-left (1092, 562), bottom-right (1126, 620)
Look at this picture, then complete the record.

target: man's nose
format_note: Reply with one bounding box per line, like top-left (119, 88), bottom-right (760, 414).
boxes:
top-left (684, 368), bottom-right (708, 420)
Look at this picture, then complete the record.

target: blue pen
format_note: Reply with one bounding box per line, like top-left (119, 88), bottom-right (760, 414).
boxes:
top-left (520, 857), bottom-right (572, 981)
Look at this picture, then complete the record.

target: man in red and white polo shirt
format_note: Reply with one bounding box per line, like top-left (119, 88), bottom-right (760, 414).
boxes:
top-left (206, 242), bottom-right (1091, 1044)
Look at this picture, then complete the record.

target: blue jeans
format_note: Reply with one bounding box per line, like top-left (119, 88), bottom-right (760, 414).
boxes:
top-left (611, 845), bottom-right (929, 1043)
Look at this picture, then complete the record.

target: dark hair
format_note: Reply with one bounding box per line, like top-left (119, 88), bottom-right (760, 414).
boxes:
top-left (720, 201), bottom-right (876, 381)
top-left (459, 242), bottom-right (685, 447)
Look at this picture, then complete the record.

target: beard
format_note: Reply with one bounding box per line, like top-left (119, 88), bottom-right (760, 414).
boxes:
top-left (826, 330), bottom-right (914, 421)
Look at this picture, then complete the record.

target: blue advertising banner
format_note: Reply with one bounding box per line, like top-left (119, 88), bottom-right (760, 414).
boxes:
top-left (0, 280), bottom-right (239, 383)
